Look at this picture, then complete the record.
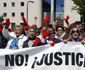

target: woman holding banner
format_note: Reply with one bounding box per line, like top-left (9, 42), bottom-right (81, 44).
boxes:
top-left (63, 23), bottom-right (85, 44)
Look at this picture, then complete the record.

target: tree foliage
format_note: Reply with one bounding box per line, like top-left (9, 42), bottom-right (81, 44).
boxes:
top-left (72, 0), bottom-right (85, 17)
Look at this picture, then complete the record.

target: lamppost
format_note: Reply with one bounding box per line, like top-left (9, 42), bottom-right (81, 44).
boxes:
top-left (51, 0), bottom-right (54, 24)
top-left (26, 0), bottom-right (34, 23)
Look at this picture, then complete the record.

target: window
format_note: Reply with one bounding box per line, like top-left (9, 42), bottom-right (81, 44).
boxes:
top-left (81, 17), bottom-right (85, 23)
top-left (42, 0), bottom-right (51, 20)
top-left (21, 12), bottom-right (24, 16)
top-left (12, 2), bottom-right (15, 7)
top-left (3, 13), bottom-right (7, 17)
top-left (3, 23), bottom-right (6, 25)
top-left (55, 0), bottom-right (64, 19)
top-left (3, 3), bottom-right (7, 7)
top-left (20, 23), bottom-right (24, 26)
top-left (12, 12), bottom-right (15, 17)
top-left (11, 23), bottom-right (15, 29)
top-left (21, 2), bottom-right (24, 6)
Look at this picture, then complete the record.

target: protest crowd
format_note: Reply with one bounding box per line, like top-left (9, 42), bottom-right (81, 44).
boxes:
top-left (0, 15), bottom-right (85, 49)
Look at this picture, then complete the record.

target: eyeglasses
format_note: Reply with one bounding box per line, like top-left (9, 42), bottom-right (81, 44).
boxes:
top-left (71, 30), bottom-right (79, 33)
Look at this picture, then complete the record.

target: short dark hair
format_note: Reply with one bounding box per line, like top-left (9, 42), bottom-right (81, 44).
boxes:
top-left (74, 21), bottom-right (82, 25)
top-left (29, 26), bottom-right (36, 32)
top-left (56, 26), bottom-right (64, 31)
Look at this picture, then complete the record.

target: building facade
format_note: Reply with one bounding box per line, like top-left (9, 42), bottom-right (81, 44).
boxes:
top-left (0, 0), bottom-right (42, 28)
top-left (0, 0), bottom-right (80, 28)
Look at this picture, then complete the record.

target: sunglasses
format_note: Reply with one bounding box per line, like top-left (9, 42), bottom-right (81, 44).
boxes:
top-left (49, 32), bottom-right (55, 35)
top-left (71, 30), bottom-right (79, 33)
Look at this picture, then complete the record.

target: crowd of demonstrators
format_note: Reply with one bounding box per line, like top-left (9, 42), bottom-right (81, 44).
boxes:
top-left (0, 15), bottom-right (85, 50)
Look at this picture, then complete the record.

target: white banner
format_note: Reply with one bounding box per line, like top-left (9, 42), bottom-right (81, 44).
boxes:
top-left (0, 42), bottom-right (85, 70)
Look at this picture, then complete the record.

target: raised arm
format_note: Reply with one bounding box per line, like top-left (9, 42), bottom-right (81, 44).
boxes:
top-left (2, 18), bottom-right (13, 40)
top-left (21, 16), bottom-right (30, 36)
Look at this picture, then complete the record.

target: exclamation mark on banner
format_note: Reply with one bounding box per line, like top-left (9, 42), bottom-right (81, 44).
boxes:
top-left (25, 54), bottom-right (29, 66)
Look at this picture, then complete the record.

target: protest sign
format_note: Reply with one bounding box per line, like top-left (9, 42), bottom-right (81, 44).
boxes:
top-left (0, 42), bottom-right (85, 70)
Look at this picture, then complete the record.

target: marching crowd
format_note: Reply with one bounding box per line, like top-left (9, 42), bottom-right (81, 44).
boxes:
top-left (0, 16), bottom-right (85, 49)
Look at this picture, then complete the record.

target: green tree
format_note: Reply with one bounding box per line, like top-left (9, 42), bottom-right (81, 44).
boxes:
top-left (72, 0), bottom-right (85, 17)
